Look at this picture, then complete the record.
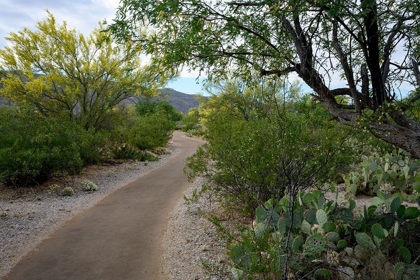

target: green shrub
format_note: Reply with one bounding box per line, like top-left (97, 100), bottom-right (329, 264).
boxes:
top-left (136, 99), bottom-right (182, 123)
top-left (153, 147), bottom-right (170, 155)
top-left (82, 180), bottom-right (98, 191)
top-left (0, 107), bottom-right (106, 185)
top-left (185, 91), bottom-right (355, 213)
top-left (138, 151), bottom-right (158, 162)
top-left (111, 143), bottom-right (143, 160)
top-left (49, 184), bottom-right (61, 194)
top-left (108, 102), bottom-right (176, 154)
top-left (181, 107), bottom-right (202, 133)
top-left (76, 129), bottom-right (107, 165)
top-left (0, 109), bottom-right (82, 185)
top-left (128, 111), bottom-right (173, 150)
top-left (62, 187), bottom-right (75, 196)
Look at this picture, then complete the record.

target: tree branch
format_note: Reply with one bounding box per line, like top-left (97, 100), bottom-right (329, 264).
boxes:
top-left (227, 1), bottom-right (266, 7)
top-left (261, 67), bottom-right (296, 77)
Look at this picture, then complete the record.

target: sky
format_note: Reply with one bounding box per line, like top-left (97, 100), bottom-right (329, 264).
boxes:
top-left (0, 0), bottom-right (207, 95)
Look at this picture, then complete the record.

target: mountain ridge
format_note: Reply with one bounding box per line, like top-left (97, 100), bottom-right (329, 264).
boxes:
top-left (0, 88), bottom-right (202, 114)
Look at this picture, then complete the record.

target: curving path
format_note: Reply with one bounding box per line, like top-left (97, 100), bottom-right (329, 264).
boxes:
top-left (5, 131), bottom-right (203, 280)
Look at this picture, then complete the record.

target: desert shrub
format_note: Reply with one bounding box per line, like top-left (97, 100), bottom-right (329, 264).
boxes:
top-left (62, 187), bottom-right (75, 196)
top-left (0, 107), bottom-right (106, 185)
top-left (111, 143), bottom-right (142, 160)
top-left (109, 102), bottom-right (175, 151)
top-left (82, 180), bottom-right (98, 191)
top-left (136, 99), bottom-right (182, 123)
top-left (128, 110), bottom-right (173, 150)
top-left (181, 107), bottom-right (203, 134)
top-left (49, 184), bottom-right (61, 194)
top-left (153, 147), bottom-right (170, 155)
top-left (185, 84), bottom-right (356, 213)
top-left (138, 151), bottom-right (158, 162)
top-left (0, 109), bottom-right (82, 185)
top-left (219, 191), bottom-right (420, 279)
top-left (70, 126), bottom-right (107, 165)
top-left (111, 143), bottom-right (158, 161)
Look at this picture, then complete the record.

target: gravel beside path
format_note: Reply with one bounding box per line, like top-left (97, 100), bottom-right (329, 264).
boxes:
top-left (1, 134), bottom-right (229, 280)
top-left (160, 177), bottom-right (228, 280)
top-left (0, 144), bottom-right (179, 279)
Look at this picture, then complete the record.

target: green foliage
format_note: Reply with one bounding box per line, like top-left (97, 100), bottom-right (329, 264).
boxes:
top-left (111, 143), bottom-right (142, 160)
top-left (185, 81), bottom-right (355, 212)
top-left (394, 262), bottom-right (420, 280)
top-left (49, 184), bottom-right (60, 194)
top-left (181, 107), bottom-right (203, 136)
top-left (111, 143), bottom-right (158, 161)
top-left (344, 149), bottom-right (420, 197)
top-left (62, 187), bottom-right (75, 196)
top-left (222, 190), bottom-right (420, 279)
top-left (0, 107), bottom-right (105, 185)
top-left (109, 0), bottom-right (420, 158)
top-left (128, 111), bottom-right (173, 150)
top-left (313, 268), bottom-right (332, 279)
top-left (0, 12), bottom-right (163, 130)
top-left (136, 99), bottom-right (182, 123)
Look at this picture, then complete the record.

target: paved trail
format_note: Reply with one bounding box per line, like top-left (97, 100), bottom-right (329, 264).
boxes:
top-left (6, 132), bottom-right (203, 280)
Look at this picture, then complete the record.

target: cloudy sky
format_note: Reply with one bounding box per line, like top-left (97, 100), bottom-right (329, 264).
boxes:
top-left (0, 0), bottom-right (205, 95)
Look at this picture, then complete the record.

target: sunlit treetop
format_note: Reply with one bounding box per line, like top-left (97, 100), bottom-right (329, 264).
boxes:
top-left (0, 11), bottom-right (167, 129)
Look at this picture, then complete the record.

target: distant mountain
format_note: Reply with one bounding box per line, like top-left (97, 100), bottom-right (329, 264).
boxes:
top-left (0, 88), bottom-right (203, 114)
top-left (158, 88), bottom-right (202, 114)
top-left (127, 88), bottom-right (203, 114)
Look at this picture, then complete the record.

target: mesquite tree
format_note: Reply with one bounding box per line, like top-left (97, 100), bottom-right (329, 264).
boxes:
top-left (108, 0), bottom-right (420, 157)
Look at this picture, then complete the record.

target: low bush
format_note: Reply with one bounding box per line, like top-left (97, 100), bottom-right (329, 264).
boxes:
top-left (82, 180), bottom-right (98, 191)
top-left (111, 143), bottom-right (143, 160)
top-left (153, 147), bottom-right (170, 155)
top-left (136, 99), bottom-right (182, 123)
top-left (181, 108), bottom-right (203, 135)
top-left (128, 110), bottom-right (173, 150)
top-left (62, 187), bottom-right (75, 196)
top-left (185, 91), bottom-right (356, 213)
top-left (0, 107), bottom-right (106, 185)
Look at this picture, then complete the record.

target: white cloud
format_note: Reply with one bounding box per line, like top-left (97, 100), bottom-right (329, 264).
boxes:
top-left (0, 0), bottom-right (120, 48)
top-left (179, 68), bottom-right (204, 78)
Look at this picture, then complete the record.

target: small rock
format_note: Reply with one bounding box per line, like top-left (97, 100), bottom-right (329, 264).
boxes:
top-left (354, 245), bottom-right (367, 260)
top-left (344, 247), bottom-right (353, 256)
top-left (337, 266), bottom-right (355, 280)
top-left (341, 255), bottom-right (360, 268)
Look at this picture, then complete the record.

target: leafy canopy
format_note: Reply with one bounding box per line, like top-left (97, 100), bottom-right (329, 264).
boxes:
top-left (109, 0), bottom-right (420, 157)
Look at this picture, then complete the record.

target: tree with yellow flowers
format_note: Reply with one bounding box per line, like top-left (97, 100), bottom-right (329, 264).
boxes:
top-left (0, 11), bottom-right (163, 130)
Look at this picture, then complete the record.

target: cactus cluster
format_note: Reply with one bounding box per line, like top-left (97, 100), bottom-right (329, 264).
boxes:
top-left (226, 189), bottom-right (420, 279)
top-left (62, 187), bottom-right (75, 196)
top-left (344, 149), bottom-right (420, 199)
top-left (82, 180), bottom-right (98, 191)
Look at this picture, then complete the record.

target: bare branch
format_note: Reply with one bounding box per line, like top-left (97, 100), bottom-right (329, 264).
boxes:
top-left (412, 58), bottom-right (420, 87)
top-left (227, 1), bottom-right (266, 7)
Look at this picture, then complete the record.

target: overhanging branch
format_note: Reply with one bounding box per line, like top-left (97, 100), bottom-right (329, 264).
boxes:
top-left (261, 67), bottom-right (295, 77)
